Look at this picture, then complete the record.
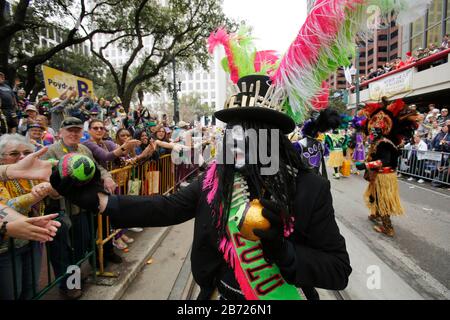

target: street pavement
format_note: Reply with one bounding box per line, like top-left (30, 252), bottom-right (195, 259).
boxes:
top-left (121, 220), bottom-right (194, 300)
top-left (80, 172), bottom-right (450, 300)
top-left (330, 171), bottom-right (450, 299)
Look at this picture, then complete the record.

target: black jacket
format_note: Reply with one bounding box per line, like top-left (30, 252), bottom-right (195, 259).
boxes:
top-left (105, 171), bottom-right (351, 299)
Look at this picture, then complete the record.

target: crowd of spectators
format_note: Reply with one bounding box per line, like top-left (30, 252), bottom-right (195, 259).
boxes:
top-left (400, 103), bottom-right (450, 187)
top-left (359, 35), bottom-right (449, 83)
top-left (0, 71), bottom-right (219, 300)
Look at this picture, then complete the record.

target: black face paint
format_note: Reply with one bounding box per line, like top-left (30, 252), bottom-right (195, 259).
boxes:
top-left (369, 128), bottom-right (382, 144)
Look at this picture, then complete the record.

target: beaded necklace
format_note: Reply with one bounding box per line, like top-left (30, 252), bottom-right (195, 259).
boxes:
top-left (5, 179), bottom-right (44, 216)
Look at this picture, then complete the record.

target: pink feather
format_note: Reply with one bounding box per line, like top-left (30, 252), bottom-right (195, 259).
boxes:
top-left (219, 236), bottom-right (258, 300)
top-left (202, 162), bottom-right (219, 206)
top-left (208, 28), bottom-right (240, 83)
top-left (311, 81), bottom-right (330, 110)
top-left (272, 0), bottom-right (348, 85)
top-left (254, 50), bottom-right (279, 73)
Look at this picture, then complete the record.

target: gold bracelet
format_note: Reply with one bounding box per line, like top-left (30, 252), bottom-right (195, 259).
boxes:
top-left (5, 165), bottom-right (10, 180)
top-left (1, 165), bottom-right (10, 181)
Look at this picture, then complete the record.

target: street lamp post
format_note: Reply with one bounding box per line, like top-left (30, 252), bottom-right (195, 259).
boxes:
top-left (168, 57), bottom-right (181, 124)
top-left (355, 44), bottom-right (361, 107)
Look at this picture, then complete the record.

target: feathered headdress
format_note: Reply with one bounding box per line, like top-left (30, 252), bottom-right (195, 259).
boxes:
top-left (360, 98), bottom-right (419, 145)
top-left (209, 0), bottom-right (431, 131)
top-left (272, 0), bottom-right (432, 123)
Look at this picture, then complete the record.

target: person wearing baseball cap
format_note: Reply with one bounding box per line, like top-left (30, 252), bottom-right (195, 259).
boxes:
top-left (18, 105), bottom-right (39, 134)
top-left (41, 116), bottom-right (120, 300)
top-left (27, 123), bottom-right (47, 151)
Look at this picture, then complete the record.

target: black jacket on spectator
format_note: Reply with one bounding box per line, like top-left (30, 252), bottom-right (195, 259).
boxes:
top-left (104, 170), bottom-right (352, 300)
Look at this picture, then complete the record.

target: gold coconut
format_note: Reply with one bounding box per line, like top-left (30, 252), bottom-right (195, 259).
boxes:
top-left (239, 199), bottom-right (271, 241)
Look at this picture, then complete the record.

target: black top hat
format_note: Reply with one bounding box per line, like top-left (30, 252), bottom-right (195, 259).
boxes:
top-left (214, 75), bottom-right (295, 134)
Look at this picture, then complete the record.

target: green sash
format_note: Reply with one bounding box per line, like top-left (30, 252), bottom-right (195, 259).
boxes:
top-left (223, 174), bottom-right (303, 300)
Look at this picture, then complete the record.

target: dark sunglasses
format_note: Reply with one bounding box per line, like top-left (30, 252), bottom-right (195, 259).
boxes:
top-left (91, 126), bottom-right (105, 131)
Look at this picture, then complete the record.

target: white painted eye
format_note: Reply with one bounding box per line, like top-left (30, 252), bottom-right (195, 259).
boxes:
top-left (231, 125), bottom-right (245, 141)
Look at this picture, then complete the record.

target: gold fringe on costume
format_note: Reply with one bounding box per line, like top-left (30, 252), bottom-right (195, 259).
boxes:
top-left (327, 150), bottom-right (345, 167)
top-left (364, 172), bottom-right (404, 217)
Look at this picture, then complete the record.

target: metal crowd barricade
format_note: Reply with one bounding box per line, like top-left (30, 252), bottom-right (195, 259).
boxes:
top-left (96, 154), bottom-right (177, 277)
top-left (3, 200), bottom-right (97, 300)
top-left (397, 148), bottom-right (450, 187)
top-left (3, 153), bottom-right (197, 300)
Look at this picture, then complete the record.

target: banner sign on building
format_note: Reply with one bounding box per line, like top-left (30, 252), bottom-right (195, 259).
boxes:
top-left (369, 69), bottom-right (413, 100)
top-left (41, 65), bottom-right (94, 99)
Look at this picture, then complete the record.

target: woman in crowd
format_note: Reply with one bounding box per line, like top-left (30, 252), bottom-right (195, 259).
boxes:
top-left (83, 121), bottom-right (156, 248)
top-left (152, 124), bottom-right (180, 156)
top-left (0, 134), bottom-right (58, 299)
top-left (35, 115), bottom-right (55, 144)
top-left (405, 134), bottom-right (428, 184)
top-left (83, 119), bottom-right (143, 170)
top-left (133, 130), bottom-right (158, 161)
top-left (26, 123), bottom-right (48, 151)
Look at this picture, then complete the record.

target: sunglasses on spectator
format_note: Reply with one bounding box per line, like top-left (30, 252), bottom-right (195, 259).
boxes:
top-left (91, 126), bottom-right (105, 131)
top-left (2, 150), bottom-right (33, 158)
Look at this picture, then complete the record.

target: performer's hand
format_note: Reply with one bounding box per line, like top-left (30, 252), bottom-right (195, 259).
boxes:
top-left (50, 168), bottom-right (109, 212)
top-left (355, 162), bottom-right (366, 171)
top-left (253, 199), bottom-right (291, 264)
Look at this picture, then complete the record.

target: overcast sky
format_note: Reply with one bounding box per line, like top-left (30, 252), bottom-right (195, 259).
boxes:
top-left (223, 0), bottom-right (308, 55)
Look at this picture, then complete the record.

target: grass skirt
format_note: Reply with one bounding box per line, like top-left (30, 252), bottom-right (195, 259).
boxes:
top-left (327, 150), bottom-right (345, 168)
top-left (364, 172), bottom-right (404, 217)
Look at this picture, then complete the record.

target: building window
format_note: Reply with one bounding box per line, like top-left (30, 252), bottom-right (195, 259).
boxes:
top-left (412, 16), bottom-right (426, 36)
top-left (189, 83), bottom-right (193, 90)
top-left (378, 34), bottom-right (388, 41)
top-left (196, 83), bottom-right (201, 90)
top-left (41, 39), bottom-right (47, 48)
top-left (378, 57), bottom-right (387, 62)
top-left (411, 34), bottom-right (424, 52)
top-left (368, 59), bottom-right (373, 65)
top-left (48, 28), bottom-right (54, 40)
top-left (368, 49), bottom-right (374, 55)
top-left (196, 73), bottom-right (201, 80)
top-left (391, 30), bottom-right (399, 39)
top-left (203, 83), bottom-right (208, 90)
top-left (428, 0), bottom-right (443, 28)
top-left (427, 24), bottom-right (442, 45)
top-left (189, 74), bottom-right (193, 80)
top-left (203, 73), bottom-right (208, 80)
top-left (390, 43), bottom-right (398, 50)
top-left (379, 46), bottom-right (387, 52)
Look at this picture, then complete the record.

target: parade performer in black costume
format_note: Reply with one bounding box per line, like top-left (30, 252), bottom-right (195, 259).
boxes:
top-left (50, 73), bottom-right (351, 300)
top-left (294, 109), bottom-right (341, 179)
top-left (356, 98), bottom-right (419, 237)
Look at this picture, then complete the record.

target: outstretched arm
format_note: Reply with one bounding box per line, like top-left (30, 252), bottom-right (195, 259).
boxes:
top-left (0, 204), bottom-right (60, 242)
top-left (100, 178), bottom-right (201, 228)
top-left (0, 147), bottom-right (56, 181)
